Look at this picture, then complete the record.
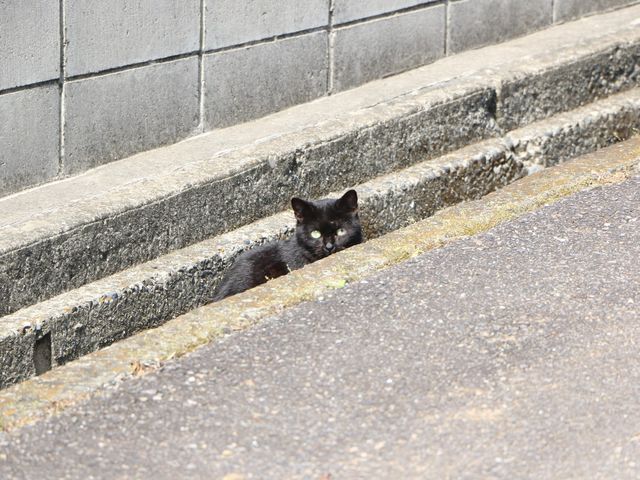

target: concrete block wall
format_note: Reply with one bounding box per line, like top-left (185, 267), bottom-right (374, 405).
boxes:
top-left (1, 0), bottom-right (638, 197)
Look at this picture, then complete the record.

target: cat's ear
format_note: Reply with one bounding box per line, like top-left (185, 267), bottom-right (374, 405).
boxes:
top-left (291, 197), bottom-right (314, 222)
top-left (337, 189), bottom-right (358, 213)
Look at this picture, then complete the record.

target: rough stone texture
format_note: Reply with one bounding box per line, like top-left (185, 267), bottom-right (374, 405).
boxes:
top-left (2, 164), bottom-right (640, 478)
top-left (332, 0), bottom-right (440, 24)
top-left (332, 5), bottom-right (445, 92)
top-left (554, 0), bottom-right (639, 22)
top-left (204, 32), bottom-right (328, 129)
top-left (497, 42), bottom-right (640, 131)
top-left (357, 141), bottom-right (520, 237)
top-left (2, 87), bottom-right (640, 389)
top-left (447, 0), bottom-right (553, 54)
top-left (205, 0), bottom-right (328, 50)
top-left (506, 90), bottom-right (640, 170)
top-left (0, 333), bottom-right (35, 391)
top-left (0, 85), bottom-right (59, 196)
top-left (64, 58), bottom-right (199, 174)
top-left (0, 0), bottom-right (59, 91)
top-left (64, 0), bottom-right (200, 77)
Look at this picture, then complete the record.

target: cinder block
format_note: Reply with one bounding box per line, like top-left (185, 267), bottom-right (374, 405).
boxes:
top-left (205, 0), bottom-right (329, 50)
top-left (333, 0), bottom-right (440, 24)
top-left (64, 58), bottom-right (199, 174)
top-left (65, 0), bottom-right (200, 76)
top-left (204, 32), bottom-right (328, 129)
top-left (0, 0), bottom-right (59, 90)
top-left (0, 85), bottom-right (59, 196)
top-left (554, 0), bottom-right (637, 22)
top-left (333, 6), bottom-right (445, 92)
top-left (447, 0), bottom-right (553, 54)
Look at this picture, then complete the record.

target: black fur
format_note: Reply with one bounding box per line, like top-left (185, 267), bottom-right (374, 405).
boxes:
top-left (212, 190), bottom-right (363, 301)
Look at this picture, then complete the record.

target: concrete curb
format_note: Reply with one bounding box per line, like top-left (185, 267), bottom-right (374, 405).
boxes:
top-left (1, 136), bottom-right (639, 432)
top-left (2, 88), bottom-right (639, 390)
top-left (0, 140), bottom-right (516, 389)
top-left (3, 88), bottom-right (640, 388)
top-left (1, 6), bottom-right (639, 316)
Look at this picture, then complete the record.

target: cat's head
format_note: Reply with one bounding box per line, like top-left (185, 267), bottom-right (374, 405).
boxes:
top-left (291, 190), bottom-right (363, 260)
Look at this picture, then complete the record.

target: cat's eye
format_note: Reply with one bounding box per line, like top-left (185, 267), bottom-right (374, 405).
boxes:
top-left (336, 228), bottom-right (347, 236)
top-left (310, 230), bottom-right (321, 239)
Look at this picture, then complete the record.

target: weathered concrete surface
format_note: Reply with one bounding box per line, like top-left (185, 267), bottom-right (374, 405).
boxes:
top-left (0, 139), bottom-right (521, 389)
top-left (2, 167), bottom-right (640, 479)
top-left (332, 5), bottom-right (445, 92)
top-left (496, 42), bottom-right (640, 130)
top-left (64, 57), bottom-right (199, 174)
top-left (1, 83), bottom-right (498, 318)
top-left (64, 0), bottom-right (200, 76)
top-left (205, 0), bottom-right (328, 49)
top-left (447, 0), bottom-right (553, 54)
top-left (0, 136), bottom-right (638, 431)
top-left (2, 89), bottom-right (638, 390)
top-left (204, 32), bottom-right (328, 129)
top-left (507, 91), bottom-right (640, 169)
top-left (0, 85), bottom-right (60, 196)
top-left (333, 0), bottom-right (439, 25)
top-left (0, 6), bottom-right (639, 317)
top-left (554, 0), bottom-right (639, 22)
top-left (0, 0), bottom-right (59, 90)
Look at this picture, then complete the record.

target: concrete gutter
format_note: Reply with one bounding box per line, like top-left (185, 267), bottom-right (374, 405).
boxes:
top-left (2, 88), bottom-right (639, 390)
top-left (1, 136), bottom-right (638, 431)
top-left (1, 5), bottom-right (639, 316)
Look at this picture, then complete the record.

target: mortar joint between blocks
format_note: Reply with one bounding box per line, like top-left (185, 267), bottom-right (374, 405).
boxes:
top-left (58, 0), bottom-right (66, 178)
top-left (198, 0), bottom-right (207, 133)
top-left (327, 0), bottom-right (335, 96)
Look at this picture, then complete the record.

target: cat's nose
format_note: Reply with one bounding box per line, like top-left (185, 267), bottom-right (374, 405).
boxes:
top-left (324, 242), bottom-right (335, 253)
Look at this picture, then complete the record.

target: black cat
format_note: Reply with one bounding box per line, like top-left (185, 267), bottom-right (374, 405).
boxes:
top-left (212, 190), bottom-right (363, 301)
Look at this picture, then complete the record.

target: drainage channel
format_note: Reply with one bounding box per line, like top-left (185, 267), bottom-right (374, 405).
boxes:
top-left (1, 88), bottom-right (639, 390)
top-left (3, 8), bottom-right (640, 320)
